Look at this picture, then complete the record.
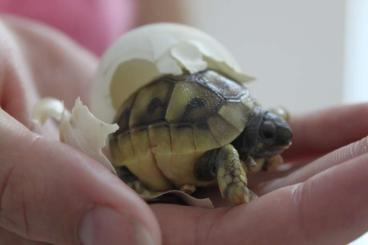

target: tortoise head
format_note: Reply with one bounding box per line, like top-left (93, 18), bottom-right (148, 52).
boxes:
top-left (233, 109), bottom-right (292, 160)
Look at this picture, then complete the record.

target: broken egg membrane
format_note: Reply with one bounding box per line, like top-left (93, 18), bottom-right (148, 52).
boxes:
top-left (90, 23), bottom-right (252, 123)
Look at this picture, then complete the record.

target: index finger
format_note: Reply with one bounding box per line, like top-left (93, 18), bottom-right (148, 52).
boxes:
top-left (284, 103), bottom-right (368, 161)
top-left (152, 151), bottom-right (368, 245)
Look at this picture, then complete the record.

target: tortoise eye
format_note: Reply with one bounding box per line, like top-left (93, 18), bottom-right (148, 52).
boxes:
top-left (260, 120), bottom-right (276, 141)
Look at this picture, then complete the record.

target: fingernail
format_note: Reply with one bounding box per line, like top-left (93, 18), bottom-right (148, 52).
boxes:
top-left (80, 207), bottom-right (155, 245)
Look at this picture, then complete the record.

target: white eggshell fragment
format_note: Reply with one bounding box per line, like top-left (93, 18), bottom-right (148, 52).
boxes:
top-left (32, 98), bottom-right (118, 174)
top-left (32, 98), bottom-right (65, 124)
top-left (90, 23), bottom-right (253, 123)
top-left (59, 99), bottom-right (119, 173)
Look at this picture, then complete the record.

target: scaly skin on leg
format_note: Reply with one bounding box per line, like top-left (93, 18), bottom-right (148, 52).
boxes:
top-left (216, 144), bottom-right (252, 204)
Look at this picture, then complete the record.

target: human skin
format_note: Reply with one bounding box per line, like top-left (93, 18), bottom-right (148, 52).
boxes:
top-left (1, 16), bottom-right (368, 245)
top-left (0, 16), bottom-right (160, 245)
top-left (0, 0), bottom-right (137, 56)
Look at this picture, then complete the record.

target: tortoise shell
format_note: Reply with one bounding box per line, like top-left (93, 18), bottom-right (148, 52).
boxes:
top-left (109, 70), bottom-right (258, 191)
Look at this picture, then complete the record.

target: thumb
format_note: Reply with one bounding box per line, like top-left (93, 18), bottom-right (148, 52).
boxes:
top-left (0, 109), bottom-right (160, 245)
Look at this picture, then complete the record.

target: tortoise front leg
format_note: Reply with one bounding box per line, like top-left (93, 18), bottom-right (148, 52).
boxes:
top-left (216, 145), bottom-right (253, 204)
top-left (196, 144), bottom-right (253, 204)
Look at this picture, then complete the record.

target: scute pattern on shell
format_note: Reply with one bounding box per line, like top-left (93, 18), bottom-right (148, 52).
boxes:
top-left (113, 70), bottom-right (250, 135)
top-left (109, 70), bottom-right (255, 190)
top-left (111, 69), bottom-right (254, 155)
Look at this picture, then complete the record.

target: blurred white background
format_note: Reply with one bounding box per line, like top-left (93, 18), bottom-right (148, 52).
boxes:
top-left (181, 0), bottom-right (347, 114)
top-left (344, 0), bottom-right (368, 104)
top-left (139, 0), bottom-right (368, 113)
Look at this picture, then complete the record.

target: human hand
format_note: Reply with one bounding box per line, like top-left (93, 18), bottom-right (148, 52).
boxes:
top-left (3, 14), bottom-right (368, 245)
top-left (152, 104), bottom-right (368, 245)
top-left (0, 16), bottom-right (161, 245)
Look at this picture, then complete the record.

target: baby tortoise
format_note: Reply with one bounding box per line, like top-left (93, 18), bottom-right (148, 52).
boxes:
top-left (109, 70), bottom-right (292, 205)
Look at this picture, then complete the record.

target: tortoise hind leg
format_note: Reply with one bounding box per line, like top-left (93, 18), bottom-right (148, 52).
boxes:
top-left (116, 166), bottom-right (161, 200)
top-left (195, 144), bottom-right (253, 204)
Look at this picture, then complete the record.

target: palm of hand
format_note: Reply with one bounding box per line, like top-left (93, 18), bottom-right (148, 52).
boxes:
top-left (151, 109), bottom-right (368, 244)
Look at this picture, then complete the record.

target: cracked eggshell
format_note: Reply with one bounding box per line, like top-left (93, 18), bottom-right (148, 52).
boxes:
top-left (32, 98), bottom-right (119, 174)
top-left (90, 23), bottom-right (253, 123)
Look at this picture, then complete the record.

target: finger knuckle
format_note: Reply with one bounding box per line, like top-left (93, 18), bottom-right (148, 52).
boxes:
top-left (0, 163), bottom-right (30, 237)
top-left (354, 136), bottom-right (368, 156)
top-left (290, 183), bottom-right (314, 244)
top-left (195, 209), bottom-right (230, 245)
top-left (0, 135), bottom-right (42, 238)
